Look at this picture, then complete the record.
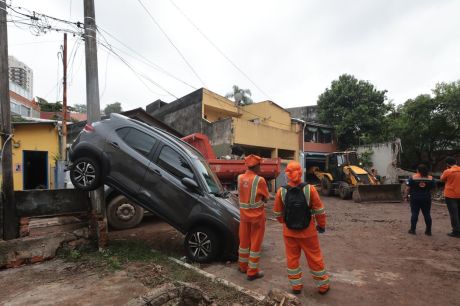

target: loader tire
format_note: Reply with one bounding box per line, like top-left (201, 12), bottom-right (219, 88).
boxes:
top-left (321, 178), bottom-right (334, 196)
top-left (339, 182), bottom-right (352, 200)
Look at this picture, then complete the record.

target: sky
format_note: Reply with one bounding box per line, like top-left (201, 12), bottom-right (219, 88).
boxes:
top-left (6, 0), bottom-right (460, 111)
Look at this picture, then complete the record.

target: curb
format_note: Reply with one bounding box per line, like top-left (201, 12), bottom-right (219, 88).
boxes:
top-left (168, 257), bottom-right (266, 302)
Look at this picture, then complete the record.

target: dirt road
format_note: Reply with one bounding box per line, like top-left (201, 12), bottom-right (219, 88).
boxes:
top-left (2, 197), bottom-right (459, 305)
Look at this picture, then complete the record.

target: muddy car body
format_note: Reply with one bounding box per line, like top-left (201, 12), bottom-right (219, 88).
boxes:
top-left (69, 114), bottom-right (239, 262)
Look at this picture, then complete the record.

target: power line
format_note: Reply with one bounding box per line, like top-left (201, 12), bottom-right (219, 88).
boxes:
top-left (169, 0), bottom-right (272, 100)
top-left (137, 0), bottom-right (206, 87)
top-left (96, 25), bottom-right (197, 90)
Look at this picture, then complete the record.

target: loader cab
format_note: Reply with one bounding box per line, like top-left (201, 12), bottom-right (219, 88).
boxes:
top-left (325, 151), bottom-right (359, 181)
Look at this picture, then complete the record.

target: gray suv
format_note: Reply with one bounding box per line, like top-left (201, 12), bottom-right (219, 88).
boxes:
top-left (69, 114), bottom-right (239, 262)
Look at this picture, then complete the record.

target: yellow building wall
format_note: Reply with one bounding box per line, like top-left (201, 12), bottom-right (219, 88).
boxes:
top-left (232, 117), bottom-right (299, 161)
top-left (241, 101), bottom-right (294, 131)
top-left (202, 89), bottom-right (238, 122)
top-left (11, 124), bottom-right (60, 191)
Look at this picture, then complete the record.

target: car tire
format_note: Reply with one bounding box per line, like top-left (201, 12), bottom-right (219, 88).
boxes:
top-left (70, 156), bottom-right (101, 191)
top-left (321, 177), bottom-right (334, 196)
top-left (184, 226), bottom-right (221, 263)
top-left (107, 195), bottom-right (144, 230)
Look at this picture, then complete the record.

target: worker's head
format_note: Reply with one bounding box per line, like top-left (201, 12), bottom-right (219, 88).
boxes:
top-left (446, 156), bottom-right (457, 167)
top-left (245, 154), bottom-right (262, 172)
top-left (417, 164), bottom-right (429, 177)
top-left (285, 161), bottom-right (303, 184)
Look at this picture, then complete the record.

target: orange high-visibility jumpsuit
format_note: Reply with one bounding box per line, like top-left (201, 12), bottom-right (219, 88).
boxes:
top-left (238, 170), bottom-right (269, 276)
top-left (273, 183), bottom-right (329, 293)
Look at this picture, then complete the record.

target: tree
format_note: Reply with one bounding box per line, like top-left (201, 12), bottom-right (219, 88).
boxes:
top-left (36, 97), bottom-right (62, 112)
top-left (73, 104), bottom-right (87, 113)
top-left (104, 102), bottom-right (123, 115)
top-left (389, 81), bottom-right (460, 168)
top-left (317, 74), bottom-right (392, 149)
top-left (225, 85), bottom-right (253, 105)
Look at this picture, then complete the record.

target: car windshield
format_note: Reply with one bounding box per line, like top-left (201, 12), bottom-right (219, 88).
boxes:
top-left (192, 157), bottom-right (223, 194)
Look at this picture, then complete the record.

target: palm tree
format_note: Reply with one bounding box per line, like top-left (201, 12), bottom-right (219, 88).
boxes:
top-left (225, 85), bottom-right (253, 106)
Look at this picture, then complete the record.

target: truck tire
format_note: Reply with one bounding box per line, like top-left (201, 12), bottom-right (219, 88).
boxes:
top-left (321, 178), bottom-right (334, 196)
top-left (184, 226), bottom-right (221, 263)
top-left (339, 182), bottom-right (352, 200)
top-left (107, 195), bottom-right (144, 230)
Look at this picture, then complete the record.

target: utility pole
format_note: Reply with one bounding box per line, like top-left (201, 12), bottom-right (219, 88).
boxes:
top-left (0, 0), bottom-right (17, 240)
top-left (61, 33), bottom-right (68, 159)
top-left (84, 0), bottom-right (107, 247)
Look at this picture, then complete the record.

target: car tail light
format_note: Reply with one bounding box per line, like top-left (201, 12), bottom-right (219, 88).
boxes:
top-left (83, 123), bottom-right (95, 133)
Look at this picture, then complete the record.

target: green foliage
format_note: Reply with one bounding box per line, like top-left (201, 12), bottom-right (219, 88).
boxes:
top-left (317, 74), bottom-right (392, 150)
top-left (104, 102), bottom-right (123, 115)
top-left (358, 149), bottom-right (374, 169)
top-left (388, 81), bottom-right (460, 168)
top-left (225, 85), bottom-right (253, 105)
top-left (73, 104), bottom-right (87, 113)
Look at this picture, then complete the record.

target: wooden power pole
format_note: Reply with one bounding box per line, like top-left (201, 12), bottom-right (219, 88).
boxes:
top-left (0, 0), bottom-right (17, 240)
top-left (61, 33), bottom-right (68, 159)
top-left (84, 0), bottom-right (107, 247)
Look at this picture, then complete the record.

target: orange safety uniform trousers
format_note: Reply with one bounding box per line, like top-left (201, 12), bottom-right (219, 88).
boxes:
top-left (284, 235), bottom-right (329, 292)
top-left (238, 216), bottom-right (265, 276)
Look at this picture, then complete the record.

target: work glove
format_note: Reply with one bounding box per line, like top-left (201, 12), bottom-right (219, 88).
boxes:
top-left (316, 225), bottom-right (325, 234)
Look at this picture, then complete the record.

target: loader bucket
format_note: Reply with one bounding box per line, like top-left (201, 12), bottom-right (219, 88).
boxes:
top-left (352, 184), bottom-right (402, 203)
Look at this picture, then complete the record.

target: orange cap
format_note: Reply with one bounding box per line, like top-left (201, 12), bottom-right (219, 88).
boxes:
top-left (245, 154), bottom-right (262, 167)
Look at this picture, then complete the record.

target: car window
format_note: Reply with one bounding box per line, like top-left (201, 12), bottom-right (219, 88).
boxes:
top-left (116, 127), bottom-right (131, 140)
top-left (158, 145), bottom-right (194, 179)
top-left (120, 128), bottom-right (157, 157)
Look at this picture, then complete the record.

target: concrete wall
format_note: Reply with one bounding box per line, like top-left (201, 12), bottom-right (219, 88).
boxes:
top-left (150, 89), bottom-right (203, 136)
top-left (242, 101), bottom-right (295, 131)
top-left (286, 106), bottom-right (318, 122)
top-left (202, 118), bottom-right (233, 157)
top-left (357, 140), bottom-right (400, 183)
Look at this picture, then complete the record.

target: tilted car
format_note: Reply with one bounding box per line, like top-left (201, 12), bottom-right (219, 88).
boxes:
top-left (68, 114), bottom-right (240, 262)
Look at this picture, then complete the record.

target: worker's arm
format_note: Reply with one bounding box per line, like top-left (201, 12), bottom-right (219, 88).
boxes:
top-left (310, 185), bottom-right (326, 229)
top-left (404, 178), bottom-right (411, 201)
top-left (258, 177), bottom-right (270, 202)
top-left (440, 169), bottom-right (449, 182)
top-left (273, 188), bottom-right (284, 223)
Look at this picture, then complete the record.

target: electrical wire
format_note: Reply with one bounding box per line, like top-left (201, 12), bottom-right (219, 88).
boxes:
top-left (169, 0), bottom-right (272, 100)
top-left (137, 0), bottom-right (206, 87)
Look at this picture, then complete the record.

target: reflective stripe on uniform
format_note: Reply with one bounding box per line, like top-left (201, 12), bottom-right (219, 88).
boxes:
top-left (310, 269), bottom-right (327, 277)
top-left (273, 210), bottom-right (283, 217)
top-left (238, 257), bottom-right (248, 263)
top-left (289, 278), bottom-right (303, 285)
top-left (281, 184), bottom-right (311, 206)
top-left (315, 278), bottom-right (330, 287)
top-left (311, 208), bottom-right (325, 215)
top-left (239, 247), bottom-right (249, 254)
top-left (239, 175), bottom-right (263, 210)
top-left (287, 267), bottom-right (302, 275)
top-left (249, 251), bottom-right (261, 258)
top-left (248, 261), bottom-right (258, 269)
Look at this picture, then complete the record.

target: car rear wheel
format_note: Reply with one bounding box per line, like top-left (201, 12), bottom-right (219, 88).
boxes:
top-left (184, 226), bottom-right (220, 263)
top-left (107, 195), bottom-right (144, 230)
top-left (70, 157), bottom-right (101, 191)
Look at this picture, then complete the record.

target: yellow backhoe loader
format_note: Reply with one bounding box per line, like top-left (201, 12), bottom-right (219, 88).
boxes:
top-left (311, 151), bottom-right (402, 203)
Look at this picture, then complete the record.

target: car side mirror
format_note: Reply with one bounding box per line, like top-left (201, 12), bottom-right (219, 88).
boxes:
top-left (182, 177), bottom-right (199, 191)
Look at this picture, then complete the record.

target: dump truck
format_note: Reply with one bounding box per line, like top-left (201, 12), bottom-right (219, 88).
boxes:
top-left (181, 133), bottom-right (281, 190)
top-left (311, 151), bottom-right (402, 203)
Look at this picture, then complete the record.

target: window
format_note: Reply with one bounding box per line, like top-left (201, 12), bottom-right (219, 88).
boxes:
top-left (121, 128), bottom-right (157, 157)
top-left (158, 145), bottom-right (194, 179)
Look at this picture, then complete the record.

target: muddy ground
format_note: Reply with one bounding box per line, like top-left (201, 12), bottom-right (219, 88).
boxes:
top-left (1, 196), bottom-right (460, 305)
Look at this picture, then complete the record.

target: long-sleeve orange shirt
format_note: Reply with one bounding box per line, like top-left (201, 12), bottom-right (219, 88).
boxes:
top-left (441, 165), bottom-right (460, 199)
top-left (273, 183), bottom-right (326, 238)
top-left (237, 170), bottom-right (269, 222)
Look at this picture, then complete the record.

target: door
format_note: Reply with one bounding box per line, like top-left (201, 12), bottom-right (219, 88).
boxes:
top-left (23, 150), bottom-right (48, 190)
top-left (140, 144), bottom-right (198, 229)
top-left (105, 127), bottom-right (158, 197)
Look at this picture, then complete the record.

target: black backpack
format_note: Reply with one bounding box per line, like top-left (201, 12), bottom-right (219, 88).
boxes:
top-left (282, 183), bottom-right (311, 230)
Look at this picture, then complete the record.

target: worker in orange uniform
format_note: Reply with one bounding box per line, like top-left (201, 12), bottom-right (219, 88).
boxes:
top-left (273, 161), bottom-right (330, 295)
top-left (441, 156), bottom-right (460, 238)
top-left (237, 154), bottom-right (269, 281)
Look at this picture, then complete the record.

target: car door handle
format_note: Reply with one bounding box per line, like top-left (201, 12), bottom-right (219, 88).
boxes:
top-left (152, 168), bottom-right (162, 177)
top-left (110, 141), bottom-right (119, 148)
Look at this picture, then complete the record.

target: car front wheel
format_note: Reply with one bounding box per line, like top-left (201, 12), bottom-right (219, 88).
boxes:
top-left (70, 157), bottom-right (101, 191)
top-left (107, 195), bottom-right (144, 230)
top-left (184, 226), bottom-right (220, 263)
